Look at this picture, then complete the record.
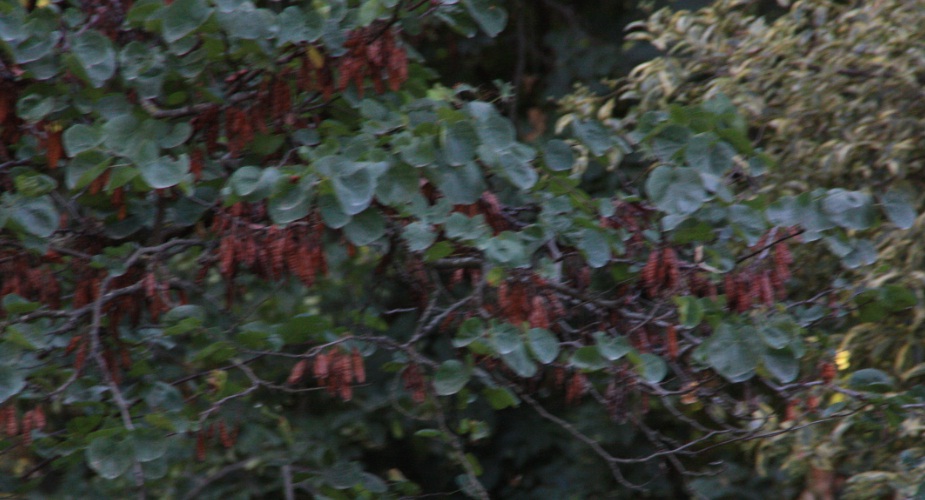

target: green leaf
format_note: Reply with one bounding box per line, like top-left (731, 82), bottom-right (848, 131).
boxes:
top-left (400, 136), bottom-right (437, 167)
top-left (10, 196), bottom-right (58, 237)
top-left (402, 221), bottom-right (436, 252)
top-left (758, 323), bottom-right (792, 350)
top-left (161, 0), bottom-right (212, 43)
top-left (323, 461), bottom-right (363, 490)
top-left (2, 294), bottom-right (40, 314)
top-left (645, 166), bottom-right (708, 215)
top-left (268, 184), bottom-right (311, 224)
top-left (483, 386), bottom-right (519, 409)
top-left (578, 228), bottom-right (610, 268)
top-left (343, 209), bottom-right (386, 246)
top-left (72, 30), bottom-right (116, 87)
top-left (430, 161), bottom-right (485, 205)
top-left (649, 124), bottom-right (691, 162)
top-left (442, 121), bottom-right (478, 166)
top-left (822, 189), bottom-right (876, 230)
top-left (701, 323), bottom-right (760, 382)
top-left (685, 133), bottom-right (734, 176)
top-left (64, 124), bottom-right (103, 156)
top-left (484, 232), bottom-right (527, 266)
top-left (526, 328), bottom-right (559, 364)
top-left (470, 101), bottom-right (515, 150)
top-left (454, 318), bottom-right (484, 348)
top-left (0, 366), bottom-right (26, 404)
top-left (570, 346), bottom-right (607, 370)
top-left (87, 433), bottom-right (133, 479)
top-left (490, 324), bottom-right (521, 355)
top-left (332, 165), bottom-right (383, 216)
top-left (634, 353), bottom-right (668, 383)
top-left (462, 0), bottom-right (508, 37)
top-left (881, 188), bottom-right (916, 230)
top-left (571, 120), bottom-right (612, 157)
top-left (675, 296), bottom-right (704, 328)
top-left (277, 6), bottom-right (323, 45)
top-left (543, 139), bottom-right (574, 171)
top-left (762, 348), bottom-right (799, 383)
top-left (594, 331), bottom-right (632, 361)
top-left (140, 155), bottom-right (189, 189)
top-left (500, 344), bottom-right (537, 378)
top-left (433, 360), bottom-right (470, 396)
top-left (497, 151), bottom-right (537, 190)
top-left (848, 368), bottom-right (895, 393)
top-left (131, 429), bottom-right (168, 463)
top-left (229, 166), bottom-right (261, 197)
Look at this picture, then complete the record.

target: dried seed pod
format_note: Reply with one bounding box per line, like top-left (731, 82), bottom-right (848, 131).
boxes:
top-left (820, 362), bottom-right (836, 384)
top-left (662, 247), bottom-right (680, 290)
top-left (74, 343), bottom-right (88, 373)
top-left (21, 413), bottom-right (32, 446)
top-left (351, 349), bottom-right (366, 384)
top-left (666, 325), bottom-right (679, 361)
top-left (32, 407), bottom-right (46, 430)
top-left (401, 364), bottom-right (427, 403)
top-left (5, 407), bottom-right (17, 437)
top-left (528, 296), bottom-right (550, 329)
top-left (195, 431), bottom-right (206, 461)
top-left (313, 352), bottom-right (331, 383)
top-left (642, 249), bottom-right (660, 295)
top-left (219, 421), bottom-right (234, 449)
top-left (784, 399), bottom-right (799, 422)
top-left (565, 372), bottom-right (587, 405)
top-left (805, 395), bottom-right (819, 413)
top-left (287, 359), bottom-right (309, 385)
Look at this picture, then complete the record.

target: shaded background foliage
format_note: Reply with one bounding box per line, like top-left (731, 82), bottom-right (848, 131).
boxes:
top-left (0, 0), bottom-right (921, 498)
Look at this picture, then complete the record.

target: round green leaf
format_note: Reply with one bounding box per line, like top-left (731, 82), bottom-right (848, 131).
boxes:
top-left (881, 188), bottom-right (916, 230)
top-left (685, 133), bottom-right (734, 176)
top-left (594, 331), bottom-right (632, 361)
top-left (161, 0), bottom-right (212, 43)
top-left (430, 161), bottom-right (485, 205)
top-left (268, 183), bottom-right (311, 224)
top-left (0, 366), bottom-right (26, 404)
top-left (490, 324), bottom-right (521, 355)
top-left (343, 209), bottom-right (386, 246)
top-left (500, 344), bottom-right (537, 378)
top-left (140, 154), bottom-right (189, 189)
top-left (433, 360), bottom-right (471, 396)
top-left (822, 189), bottom-right (876, 230)
top-left (571, 120), bottom-right (612, 157)
top-left (526, 328), bottom-right (559, 364)
top-left (701, 324), bottom-right (760, 383)
top-left (442, 121), bottom-right (478, 166)
top-left (635, 353), bottom-right (668, 383)
top-left (131, 429), bottom-right (169, 462)
top-left (10, 196), bottom-right (58, 238)
top-left (543, 139), bottom-right (574, 171)
top-left (498, 151), bottom-right (538, 190)
top-left (72, 30), bottom-right (116, 88)
top-left (483, 386), bottom-right (519, 409)
top-left (402, 221), bottom-right (437, 252)
top-left (87, 433), bottom-right (133, 479)
top-left (848, 368), bottom-right (896, 393)
top-left (332, 168), bottom-right (378, 216)
top-left (578, 228), bottom-right (610, 268)
top-left (570, 346), bottom-right (607, 370)
top-left (64, 124), bottom-right (103, 157)
top-left (762, 348), bottom-right (799, 384)
top-left (645, 165), bottom-right (708, 216)
top-left (463, 0), bottom-right (508, 38)
top-left (470, 102), bottom-right (515, 150)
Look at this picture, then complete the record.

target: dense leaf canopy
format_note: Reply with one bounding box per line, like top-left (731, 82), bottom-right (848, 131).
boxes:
top-left (0, 0), bottom-right (922, 498)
